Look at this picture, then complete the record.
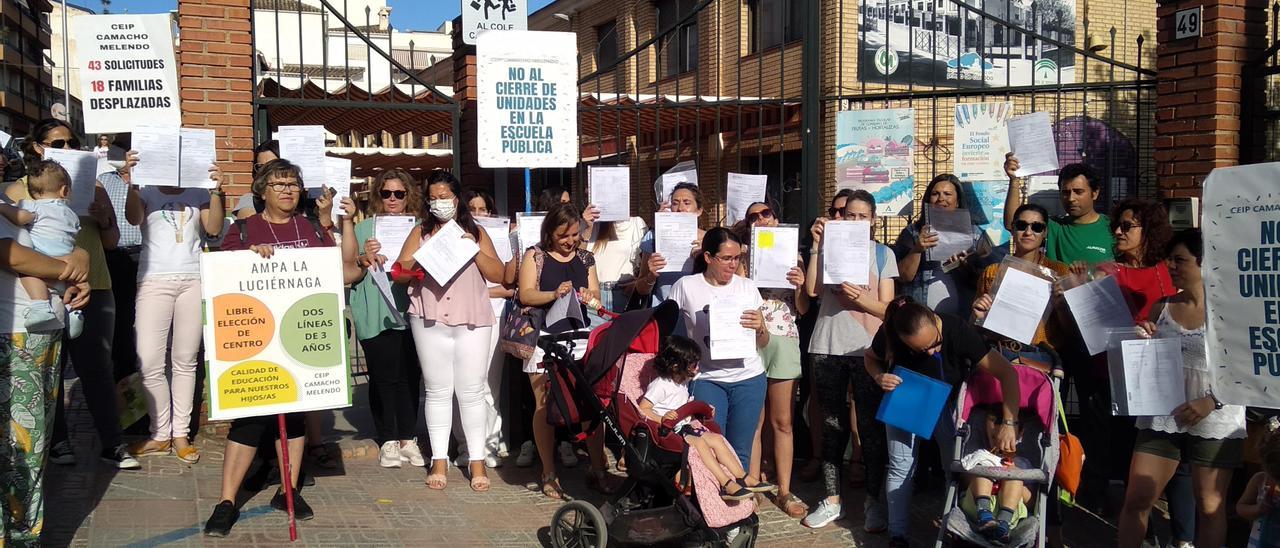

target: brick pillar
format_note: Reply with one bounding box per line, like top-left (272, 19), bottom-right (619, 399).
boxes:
top-left (177, 0), bottom-right (255, 197)
top-left (1154, 0), bottom-right (1269, 198)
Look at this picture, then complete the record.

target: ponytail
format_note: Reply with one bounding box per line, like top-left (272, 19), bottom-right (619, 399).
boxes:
top-left (882, 296), bottom-right (934, 364)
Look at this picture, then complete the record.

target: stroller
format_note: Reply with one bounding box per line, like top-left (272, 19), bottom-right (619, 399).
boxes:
top-left (540, 301), bottom-right (759, 548)
top-left (935, 363), bottom-right (1062, 548)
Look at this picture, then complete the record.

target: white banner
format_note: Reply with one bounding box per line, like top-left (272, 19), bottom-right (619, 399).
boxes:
top-left (477, 31), bottom-right (578, 169)
top-left (201, 248), bottom-right (351, 420)
top-left (1204, 163), bottom-right (1280, 408)
top-left (460, 0), bottom-right (528, 45)
top-left (74, 14), bottom-right (180, 134)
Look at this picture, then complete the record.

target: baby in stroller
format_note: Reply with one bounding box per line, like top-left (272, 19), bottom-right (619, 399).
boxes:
top-left (960, 404), bottom-right (1036, 544)
top-left (637, 336), bottom-right (777, 502)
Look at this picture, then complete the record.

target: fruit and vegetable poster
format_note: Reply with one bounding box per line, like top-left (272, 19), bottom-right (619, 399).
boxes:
top-left (201, 248), bottom-right (351, 420)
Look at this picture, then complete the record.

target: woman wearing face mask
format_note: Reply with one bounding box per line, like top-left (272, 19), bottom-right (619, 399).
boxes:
top-left (393, 170), bottom-right (506, 492)
top-left (801, 190), bottom-right (899, 530)
top-left (461, 188), bottom-right (512, 467)
top-left (893, 174), bottom-right (986, 317)
top-left (637, 182), bottom-right (706, 306)
top-left (338, 169), bottom-right (424, 469)
top-left (1117, 229), bottom-right (1244, 548)
top-left (731, 201), bottom-right (810, 518)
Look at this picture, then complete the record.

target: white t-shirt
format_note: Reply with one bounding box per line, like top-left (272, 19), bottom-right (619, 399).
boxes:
top-left (138, 187), bottom-right (210, 280)
top-left (669, 273), bottom-right (766, 383)
top-left (643, 376), bottom-right (692, 416)
top-left (588, 217), bottom-right (647, 285)
top-left (0, 215), bottom-right (35, 333)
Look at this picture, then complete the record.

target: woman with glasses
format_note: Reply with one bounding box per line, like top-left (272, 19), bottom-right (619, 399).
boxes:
top-left (801, 190), bottom-right (899, 530)
top-left (865, 297), bottom-right (1022, 547)
top-left (338, 168), bottom-right (425, 469)
top-left (669, 227), bottom-right (770, 471)
top-left (4, 118), bottom-right (141, 470)
top-left (893, 174), bottom-right (987, 317)
top-left (203, 158), bottom-right (344, 537)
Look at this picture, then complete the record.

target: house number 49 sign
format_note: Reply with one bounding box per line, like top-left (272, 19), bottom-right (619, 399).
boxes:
top-left (1174, 6), bottom-right (1202, 40)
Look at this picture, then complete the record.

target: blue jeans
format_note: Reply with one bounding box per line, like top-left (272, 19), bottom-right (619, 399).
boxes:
top-left (885, 405), bottom-right (956, 537)
top-left (691, 373), bottom-right (767, 468)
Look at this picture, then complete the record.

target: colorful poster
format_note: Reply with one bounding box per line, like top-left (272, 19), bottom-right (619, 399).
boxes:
top-left (476, 31), bottom-right (578, 169)
top-left (964, 181), bottom-right (1011, 246)
top-left (835, 109), bottom-right (915, 217)
top-left (954, 102), bottom-right (1013, 182)
top-left (74, 14), bottom-right (181, 134)
top-left (858, 0), bottom-right (1077, 88)
top-left (201, 248), bottom-right (351, 421)
top-left (1203, 163), bottom-right (1280, 408)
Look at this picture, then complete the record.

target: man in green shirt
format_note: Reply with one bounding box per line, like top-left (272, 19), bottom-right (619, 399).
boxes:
top-left (1002, 155), bottom-right (1113, 265)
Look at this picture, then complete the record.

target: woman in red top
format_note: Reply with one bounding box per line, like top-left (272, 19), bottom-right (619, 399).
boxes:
top-left (1109, 198), bottom-right (1176, 322)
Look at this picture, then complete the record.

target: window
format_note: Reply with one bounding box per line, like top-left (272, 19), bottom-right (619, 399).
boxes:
top-left (347, 42), bottom-right (368, 62)
top-left (747, 0), bottom-right (803, 53)
top-left (655, 0), bottom-right (698, 77)
top-left (595, 20), bottom-right (619, 69)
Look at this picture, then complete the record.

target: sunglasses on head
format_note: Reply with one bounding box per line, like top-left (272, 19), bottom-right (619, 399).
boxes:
top-left (380, 190), bottom-right (407, 200)
top-left (1116, 221), bottom-right (1142, 233)
top-left (1013, 220), bottom-right (1047, 233)
top-left (43, 138), bottom-right (80, 150)
top-left (746, 208), bottom-right (774, 222)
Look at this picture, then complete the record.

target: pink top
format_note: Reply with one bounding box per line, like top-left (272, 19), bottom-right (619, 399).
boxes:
top-left (407, 232), bottom-right (495, 328)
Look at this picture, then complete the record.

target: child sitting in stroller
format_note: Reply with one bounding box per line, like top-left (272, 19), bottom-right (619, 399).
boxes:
top-left (637, 336), bottom-right (777, 502)
top-left (961, 403), bottom-right (1035, 544)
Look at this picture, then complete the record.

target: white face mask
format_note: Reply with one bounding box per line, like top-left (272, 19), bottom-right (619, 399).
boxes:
top-left (429, 198), bottom-right (456, 220)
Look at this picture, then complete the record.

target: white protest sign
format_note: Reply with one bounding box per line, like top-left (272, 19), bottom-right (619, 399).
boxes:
top-left (45, 149), bottom-right (99, 216)
top-left (201, 247), bottom-right (351, 420)
top-left (726, 173), bottom-right (768, 224)
top-left (461, 0), bottom-right (528, 45)
top-left (1204, 163), bottom-right (1280, 408)
top-left (477, 31), bottom-right (578, 168)
top-left (74, 14), bottom-right (180, 134)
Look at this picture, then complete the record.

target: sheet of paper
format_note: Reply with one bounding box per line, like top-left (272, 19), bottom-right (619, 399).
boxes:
top-left (324, 157), bottom-right (352, 220)
top-left (516, 212), bottom-right (546, 254)
top-left (178, 128), bottom-right (217, 189)
top-left (925, 206), bottom-right (974, 262)
top-left (546, 289), bottom-right (585, 330)
top-left (373, 215), bottom-right (417, 259)
top-left (751, 225), bottom-right (798, 289)
top-left (726, 173), bottom-right (768, 224)
top-left (367, 264), bottom-right (405, 326)
top-left (588, 165), bottom-right (630, 222)
top-left (822, 220), bottom-right (871, 285)
top-left (45, 148), bottom-right (99, 215)
top-left (654, 212), bottom-right (699, 273)
top-left (413, 220), bottom-right (480, 285)
top-left (981, 268), bottom-right (1054, 345)
top-left (656, 161), bottom-right (698, 203)
top-left (1008, 112), bottom-right (1060, 177)
top-left (1119, 338), bottom-right (1186, 416)
top-left (476, 217), bottom-right (513, 263)
top-left (0, 130), bottom-right (12, 148)
top-left (709, 292), bottom-right (757, 360)
top-left (130, 125), bottom-right (180, 187)
top-left (1064, 276), bottom-right (1136, 355)
top-left (276, 125), bottom-right (327, 188)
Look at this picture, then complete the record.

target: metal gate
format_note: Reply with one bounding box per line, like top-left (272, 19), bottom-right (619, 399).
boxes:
top-left (1243, 3), bottom-right (1280, 164)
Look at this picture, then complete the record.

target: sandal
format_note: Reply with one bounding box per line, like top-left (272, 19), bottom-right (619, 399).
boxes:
top-left (426, 462), bottom-right (448, 490)
top-left (774, 492), bottom-right (809, 519)
top-left (175, 444), bottom-right (200, 464)
top-left (720, 479), bottom-right (753, 501)
top-left (744, 475), bottom-right (778, 494)
top-left (470, 473), bottom-right (491, 492)
top-left (541, 476), bottom-right (567, 500)
top-left (586, 469), bottom-right (621, 495)
top-left (306, 444), bottom-right (338, 469)
top-left (128, 439), bottom-right (171, 458)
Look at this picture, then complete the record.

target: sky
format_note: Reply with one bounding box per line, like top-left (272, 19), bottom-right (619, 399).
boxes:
top-left (101, 0), bottom-right (557, 32)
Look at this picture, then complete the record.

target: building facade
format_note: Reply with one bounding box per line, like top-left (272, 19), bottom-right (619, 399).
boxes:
top-left (3, 0), bottom-right (56, 137)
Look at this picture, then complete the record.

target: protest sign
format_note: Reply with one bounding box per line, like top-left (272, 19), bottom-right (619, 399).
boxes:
top-left (461, 0), bottom-right (528, 45)
top-left (201, 248), bottom-right (351, 421)
top-left (835, 109), bottom-right (915, 216)
top-left (953, 102), bottom-right (1012, 182)
top-left (477, 31), bottom-right (578, 168)
top-left (74, 14), bottom-right (180, 133)
top-left (1203, 163), bottom-right (1280, 408)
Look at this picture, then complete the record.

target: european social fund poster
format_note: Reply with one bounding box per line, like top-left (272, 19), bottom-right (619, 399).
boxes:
top-left (201, 248), bottom-right (351, 420)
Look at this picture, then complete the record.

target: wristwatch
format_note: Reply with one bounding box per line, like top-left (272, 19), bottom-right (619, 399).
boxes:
top-left (1208, 391), bottom-right (1225, 410)
top-left (996, 418), bottom-right (1019, 427)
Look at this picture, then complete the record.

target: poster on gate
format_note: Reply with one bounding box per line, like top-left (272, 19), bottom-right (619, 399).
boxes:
top-left (1203, 163), bottom-right (1280, 409)
top-left (201, 248), bottom-right (351, 420)
top-left (476, 30), bottom-right (578, 169)
top-left (73, 14), bottom-right (180, 134)
top-left (460, 0), bottom-right (528, 45)
top-left (954, 102), bottom-right (1012, 182)
top-left (834, 109), bottom-right (915, 216)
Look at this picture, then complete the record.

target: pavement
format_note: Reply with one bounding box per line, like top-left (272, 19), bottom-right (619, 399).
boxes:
top-left (44, 374), bottom-right (1122, 547)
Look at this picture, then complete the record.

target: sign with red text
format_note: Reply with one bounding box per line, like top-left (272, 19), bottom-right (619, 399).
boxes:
top-left (201, 248), bottom-right (351, 420)
top-left (74, 14), bottom-right (180, 133)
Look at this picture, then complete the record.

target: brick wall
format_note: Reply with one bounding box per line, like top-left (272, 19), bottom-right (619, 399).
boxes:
top-left (177, 0), bottom-right (255, 198)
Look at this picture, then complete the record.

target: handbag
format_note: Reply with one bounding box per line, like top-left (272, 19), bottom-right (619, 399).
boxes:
top-left (1055, 393), bottom-right (1085, 503)
top-left (499, 305), bottom-right (544, 360)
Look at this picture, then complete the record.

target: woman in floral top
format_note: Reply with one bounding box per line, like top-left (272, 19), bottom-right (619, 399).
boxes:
top-left (733, 201), bottom-right (810, 518)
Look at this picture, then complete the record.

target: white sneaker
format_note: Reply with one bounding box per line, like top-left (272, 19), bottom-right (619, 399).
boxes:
top-left (494, 441), bottom-right (510, 459)
top-left (515, 441), bottom-right (535, 467)
top-left (379, 441), bottom-right (402, 468)
top-left (558, 441), bottom-right (579, 468)
top-left (863, 497), bottom-right (888, 533)
top-left (485, 454), bottom-right (500, 468)
top-left (399, 440), bottom-right (425, 467)
top-left (803, 500), bottom-right (844, 529)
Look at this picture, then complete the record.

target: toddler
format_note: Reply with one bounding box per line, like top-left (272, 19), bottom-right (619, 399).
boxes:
top-left (638, 335), bottom-right (776, 501)
top-left (1238, 419), bottom-right (1280, 548)
top-left (960, 404), bottom-right (1034, 544)
top-left (0, 160), bottom-right (83, 333)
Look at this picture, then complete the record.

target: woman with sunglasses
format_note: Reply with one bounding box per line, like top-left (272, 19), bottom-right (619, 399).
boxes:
top-left (893, 174), bottom-right (987, 317)
top-left (865, 297), bottom-right (1021, 547)
top-left (4, 118), bottom-right (141, 470)
top-left (801, 190), bottom-right (899, 530)
top-left (339, 168), bottom-right (426, 470)
top-left (731, 201), bottom-right (810, 518)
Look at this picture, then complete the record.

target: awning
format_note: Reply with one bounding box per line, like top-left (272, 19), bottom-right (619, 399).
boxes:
top-left (257, 78), bottom-right (456, 136)
top-left (578, 93), bottom-right (798, 138)
top-left (327, 147), bottom-right (452, 178)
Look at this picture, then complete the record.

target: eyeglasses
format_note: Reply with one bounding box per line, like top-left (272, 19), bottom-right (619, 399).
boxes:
top-left (267, 182), bottom-right (302, 193)
top-left (380, 190), bottom-right (407, 200)
top-left (828, 207), bottom-right (843, 217)
top-left (745, 208), bottom-right (774, 223)
top-left (1116, 221), bottom-right (1142, 233)
top-left (43, 138), bottom-right (79, 150)
top-left (710, 254), bottom-right (741, 264)
top-left (1013, 220), bottom-right (1047, 233)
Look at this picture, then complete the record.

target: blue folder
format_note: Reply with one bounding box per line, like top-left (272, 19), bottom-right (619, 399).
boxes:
top-left (875, 365), bottom-right (952, 439)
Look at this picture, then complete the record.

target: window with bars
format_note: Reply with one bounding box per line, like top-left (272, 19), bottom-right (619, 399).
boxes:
top-left (747, 0), bottom-right (803, 53)
top-left (596, 20), bottom-right (619, 69)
